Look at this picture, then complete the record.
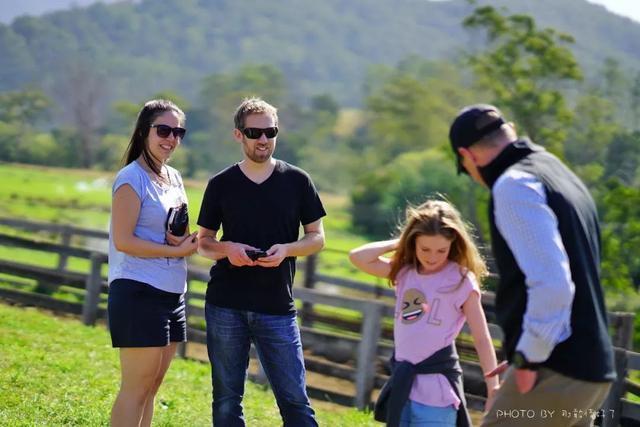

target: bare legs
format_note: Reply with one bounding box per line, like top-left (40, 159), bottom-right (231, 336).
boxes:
top-left (111, 343), bottom-right (178, 427)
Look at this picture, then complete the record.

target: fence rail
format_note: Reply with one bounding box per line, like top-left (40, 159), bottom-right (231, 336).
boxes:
top-left (0, 217), bottom-right (637, 421)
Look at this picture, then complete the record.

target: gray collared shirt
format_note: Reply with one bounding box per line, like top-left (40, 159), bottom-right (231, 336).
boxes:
top-left (493, 168), bottom-right (574, 363)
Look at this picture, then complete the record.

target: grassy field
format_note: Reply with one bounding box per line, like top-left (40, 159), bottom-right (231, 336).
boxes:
top-left (0, 165), bottom-right (383, 425)
top-left (0, 162), bottom-right (381, 284)
top-left (0, 302), bottom-right (379, 426)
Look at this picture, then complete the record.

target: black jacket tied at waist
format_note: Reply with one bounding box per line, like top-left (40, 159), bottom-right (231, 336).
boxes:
top-left (374, 343), bottom-right (471, 427)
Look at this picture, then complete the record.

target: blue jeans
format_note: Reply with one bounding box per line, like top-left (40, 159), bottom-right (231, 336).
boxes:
top-left (205, 303), bottom-right (317, 427)
top-left (400, 400), bottom-right (457, 427)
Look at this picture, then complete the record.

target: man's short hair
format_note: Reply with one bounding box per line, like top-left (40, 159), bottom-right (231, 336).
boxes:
top-left (449, 104), bottom-right (507, 173)
top-left (233, 97), bottom-right (278, 130)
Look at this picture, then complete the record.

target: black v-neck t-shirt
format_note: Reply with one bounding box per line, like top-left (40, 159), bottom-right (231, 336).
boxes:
top-left (197, 160), bottom-right (326, 314)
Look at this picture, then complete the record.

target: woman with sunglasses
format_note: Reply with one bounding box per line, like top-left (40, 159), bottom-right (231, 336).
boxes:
top-left (107, 99), bottom-right (198, 426)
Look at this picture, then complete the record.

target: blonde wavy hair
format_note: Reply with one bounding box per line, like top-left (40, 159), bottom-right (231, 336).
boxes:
top-left (388, 199), bottom-right (487, 289)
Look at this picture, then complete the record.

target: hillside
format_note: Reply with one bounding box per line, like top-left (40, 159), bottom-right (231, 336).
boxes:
top-left (0, 0), bottom-right (639, 105)
top-left (0, 0), bottom-right (119, 24)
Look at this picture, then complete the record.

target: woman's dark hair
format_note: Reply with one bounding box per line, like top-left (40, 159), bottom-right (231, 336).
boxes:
top-left (123, 99), bottom-right (185, 176)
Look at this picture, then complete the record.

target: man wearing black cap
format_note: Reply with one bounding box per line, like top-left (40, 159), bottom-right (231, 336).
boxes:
top-left (449, 104), bottom-right (615, 426)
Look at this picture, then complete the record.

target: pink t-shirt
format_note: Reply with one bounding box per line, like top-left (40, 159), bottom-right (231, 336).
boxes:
top-left (393, 261), bottom-right (480, 408)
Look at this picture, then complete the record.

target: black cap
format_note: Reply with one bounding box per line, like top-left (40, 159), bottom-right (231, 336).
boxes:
top-left (449, 104), bottom-right (506, 173)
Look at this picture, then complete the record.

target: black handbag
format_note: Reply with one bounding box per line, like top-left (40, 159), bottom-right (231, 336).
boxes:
top-left (166, 203), bottom-right (189, 236)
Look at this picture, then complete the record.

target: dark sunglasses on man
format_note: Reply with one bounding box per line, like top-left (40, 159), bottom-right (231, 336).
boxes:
top-left (242, 127), bottom-right (278, 139)
top-left (151, 124), bottom-right (187, 139)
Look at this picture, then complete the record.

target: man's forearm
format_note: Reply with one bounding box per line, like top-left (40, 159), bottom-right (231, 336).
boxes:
top-left (198, 236), bottom-right (229, 260)
top-left (283, 231), bottom-right (324, 257)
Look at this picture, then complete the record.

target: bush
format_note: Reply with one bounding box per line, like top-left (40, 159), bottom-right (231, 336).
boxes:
top-left (350, 148), bottom-right (470, 238)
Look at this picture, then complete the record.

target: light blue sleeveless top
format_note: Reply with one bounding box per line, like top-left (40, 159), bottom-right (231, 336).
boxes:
top-left (108, 161), bottom-right (188, 294)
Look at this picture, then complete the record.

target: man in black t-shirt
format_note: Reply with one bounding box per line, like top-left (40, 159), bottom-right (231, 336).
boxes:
top-left (197, 97), bottom-right (325, 427)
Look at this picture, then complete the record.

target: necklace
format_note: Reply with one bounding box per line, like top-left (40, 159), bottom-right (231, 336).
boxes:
top-left (154, 165), bottom-right (171, 189)
top-left (137, 159), bottom-right (171, 188)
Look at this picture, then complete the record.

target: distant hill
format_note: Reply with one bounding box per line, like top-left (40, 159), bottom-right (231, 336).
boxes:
top-left (1, 0), bottom-right (639, 105)
top-left (0, 0), bottom-right (121, 24)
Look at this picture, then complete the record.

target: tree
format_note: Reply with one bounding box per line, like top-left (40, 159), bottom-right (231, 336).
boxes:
top-left (595, 58), bottom-right (639, 130)
top-left (631, 71), bottom-right (640, 131)
top-left (360, 58), bottom-right (473, 166)
top-left (0, 87), bottom-right (49, 125)
top-left (189, 64), bottom-right (288, 176)
top-left (53, 60), bottom-right (107, 168)
top-left (604, 131), bottom-right (640, 187)
top-left (198, 63), bottom-right (286, 125)
top-left (347, 58), bottom-right (483, 239)
top-left (350, 148), bottom-right (478, 238)
top-left (286, 94), bottom-right (354, 191)
top-left (599, 58), bottom-right (626, 102)
top-left (0, 25), bottom-right (36, 91)
top-left (463, 4), bottom-right (582, 156)
top-left (365, 74), bottom-right (440, 162)
top-left (564, 94), bottom-right (618, 185)
top-left (598, 179), bottom-right (640, 292)
top-left (0, 88), bottom-right (51, 164)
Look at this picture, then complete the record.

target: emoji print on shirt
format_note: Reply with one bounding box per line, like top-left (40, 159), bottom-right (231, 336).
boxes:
top-left (401, 288), bottom-right (429, 325)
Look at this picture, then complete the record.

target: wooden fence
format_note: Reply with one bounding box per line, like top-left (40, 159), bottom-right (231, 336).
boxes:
top-left (0, 217), bottom-right (638, 424)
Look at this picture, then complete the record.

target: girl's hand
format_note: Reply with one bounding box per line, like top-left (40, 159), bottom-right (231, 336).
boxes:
top-left (485, 360), bottom-right (536, 394)
top-left (484, 384), bottom-right (499, 412)
top-left (484, 360), bottom-right (508, 379)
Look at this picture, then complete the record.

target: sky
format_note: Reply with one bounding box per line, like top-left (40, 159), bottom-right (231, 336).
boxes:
top-left (586, 0), bottom-right (640, 23)
top-left (1, 0), bottom-right (640, 24)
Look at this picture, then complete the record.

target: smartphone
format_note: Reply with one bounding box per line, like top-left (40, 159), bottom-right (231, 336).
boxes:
top-left (246, 249), bottom-right (268, 261)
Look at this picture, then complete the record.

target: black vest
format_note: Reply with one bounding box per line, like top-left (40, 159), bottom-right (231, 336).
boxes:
top-left (480, 139), bottom-right (615, 382)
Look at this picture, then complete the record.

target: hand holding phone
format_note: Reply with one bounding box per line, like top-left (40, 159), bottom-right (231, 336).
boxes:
top-left (245, 249), bottom-right (268, 261)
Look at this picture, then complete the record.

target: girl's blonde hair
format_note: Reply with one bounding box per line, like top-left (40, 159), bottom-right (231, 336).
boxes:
top-left (388, 199), bottom-right (487, 288)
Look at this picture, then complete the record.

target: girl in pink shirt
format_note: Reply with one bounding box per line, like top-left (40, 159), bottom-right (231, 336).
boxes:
top-left (349, 200), bottom-right (499, 426)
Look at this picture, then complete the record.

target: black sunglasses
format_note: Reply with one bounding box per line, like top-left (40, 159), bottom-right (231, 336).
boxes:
top-left (242, 127), bottom-right (278, 139)
top-left (151, 124), bottom-right (187, 139)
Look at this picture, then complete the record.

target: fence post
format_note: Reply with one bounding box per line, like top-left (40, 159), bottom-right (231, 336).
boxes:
top-left (612, 312), bottom-right (635, 350)
top-left (374, 283), bottom-right (383, 299)
top-left (57, 228), bottom-right (72, 272)
top-left (601, 347), bottom-right (627, 427)
top-left (354, 301), bottom-right (383, 410)
top-left (300, 254), bottom-right (318, 327)
top-left (82, 253), bottom-right (103, 326)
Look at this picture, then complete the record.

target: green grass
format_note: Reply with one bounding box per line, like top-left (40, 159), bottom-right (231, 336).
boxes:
top-left (0, 164), bottom-right (112, 228)
top-left (0, 302), bottom-right (378, 426)
top-left (0, 162), bottom-right (378, 283)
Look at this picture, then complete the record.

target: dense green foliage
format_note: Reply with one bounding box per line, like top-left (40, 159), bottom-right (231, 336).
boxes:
top-left (0, 1), bottom-right (638, 296)
top-left (464, 5), bottom-right (582, 156)
top-left (344, 5), bottom-right (640, 299)
top-left (1, 0), bottom-right (640, 105)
